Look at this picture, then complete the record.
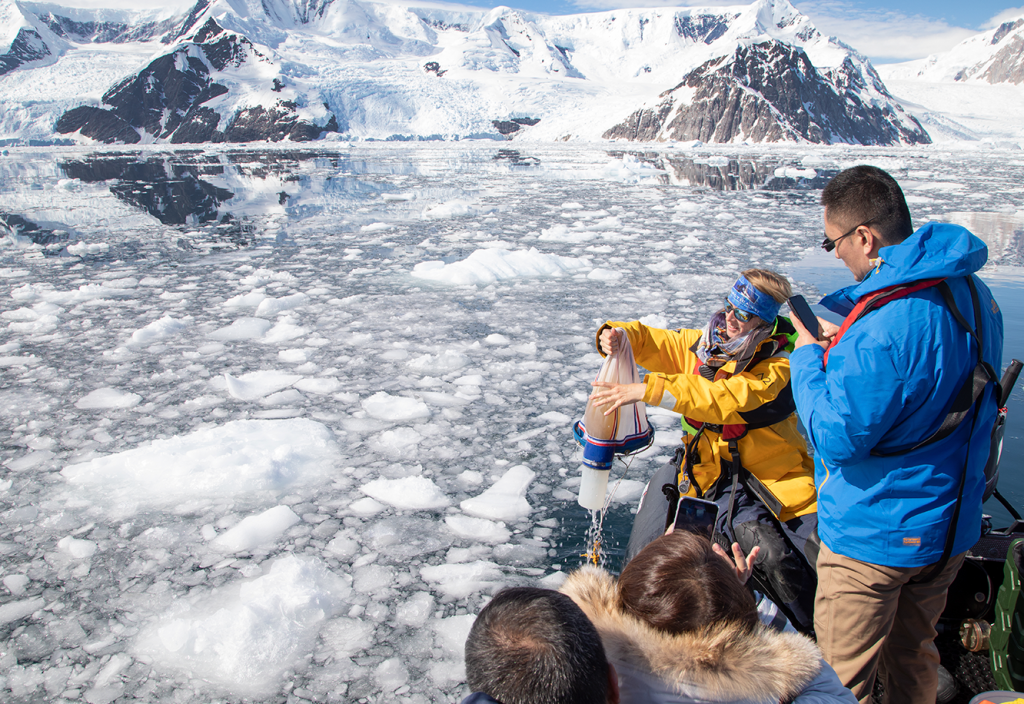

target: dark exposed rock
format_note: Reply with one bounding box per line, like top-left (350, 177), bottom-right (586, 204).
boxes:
top-left (55, 106), bottom-right (141, 144)
top-left (36, 12), bottom-right (177, 44)
top-left (224, 104), bottom-right (325, 142)
top-left (492, 117), bottom-right (540, 136)
top-left (493, 120), bottom-right (521, 135)
top-left (982, 35), bottom-right (1024, 84)
top-left (604, 41), bottom-right (930, 145)
top-left (0, 28), bottom-right (52, 77)
top-left (992, 19), bottom-right (1024, 45)
top-left (170, 0), bottom-right (213, 43)
top-left (55, 16), bottom-right (335, 145)
top-left (674, 14), bottom-right (737, 44)
top-left (0, 213), bottom-right (67, 246)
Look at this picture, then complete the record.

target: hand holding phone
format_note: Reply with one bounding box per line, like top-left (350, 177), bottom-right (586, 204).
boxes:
top-left (788, 295), bottom-right (822, 340)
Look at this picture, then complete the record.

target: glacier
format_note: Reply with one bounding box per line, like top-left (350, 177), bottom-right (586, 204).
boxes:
top-left (1, 0), bottom-right (929, 146)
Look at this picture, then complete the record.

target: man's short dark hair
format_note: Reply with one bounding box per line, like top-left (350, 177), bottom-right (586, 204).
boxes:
top-left (821, 165), bottom-right (913, 247)
top-left (465, 587), bottom-right (610, 704)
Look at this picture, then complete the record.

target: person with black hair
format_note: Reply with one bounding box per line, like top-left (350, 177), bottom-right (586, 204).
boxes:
top-left (789, 165), bottom-right (1004, 703)
top-left (462, 586), bottom-right (620, 704)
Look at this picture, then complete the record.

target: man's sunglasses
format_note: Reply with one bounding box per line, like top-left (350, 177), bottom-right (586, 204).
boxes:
top-left (822, 218), bottom-right (875, 252)
top-left (725, 302), bottom-right (756, 323)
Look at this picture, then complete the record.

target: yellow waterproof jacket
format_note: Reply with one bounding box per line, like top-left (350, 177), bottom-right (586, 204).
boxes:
top-left (599, 319), bottom-right (817, 522)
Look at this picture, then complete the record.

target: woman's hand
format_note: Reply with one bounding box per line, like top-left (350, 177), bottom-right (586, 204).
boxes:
top-left (712, 541), bottom-right (761, 585)
top-left (590, 381), bottom-right (645, 415)
top-left (599, 328), bottom-right (621, 356)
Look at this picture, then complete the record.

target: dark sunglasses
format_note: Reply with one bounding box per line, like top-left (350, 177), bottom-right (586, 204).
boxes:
top-left (822, 218), bottom-right (875, 252)
top-left (724, 302), bottom-right (756, 323)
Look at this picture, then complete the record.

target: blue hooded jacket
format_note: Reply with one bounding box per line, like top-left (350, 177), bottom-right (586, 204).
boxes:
top-left (791, 222), bottom-right (1003, 567)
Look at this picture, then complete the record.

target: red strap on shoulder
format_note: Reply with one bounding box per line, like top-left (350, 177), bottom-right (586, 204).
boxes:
top-left (823, 278), bottom-right (945, 368)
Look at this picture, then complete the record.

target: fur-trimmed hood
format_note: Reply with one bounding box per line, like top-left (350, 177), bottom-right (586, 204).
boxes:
top-left (560, 565), bottom-right (823, 703)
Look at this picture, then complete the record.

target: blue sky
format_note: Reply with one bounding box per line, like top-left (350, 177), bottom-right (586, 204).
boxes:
top-left (58, 0), bottom-right (1024, 63)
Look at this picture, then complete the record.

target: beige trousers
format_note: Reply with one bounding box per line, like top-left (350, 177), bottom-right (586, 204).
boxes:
top-left (814, 542), bottom-right (965, 704)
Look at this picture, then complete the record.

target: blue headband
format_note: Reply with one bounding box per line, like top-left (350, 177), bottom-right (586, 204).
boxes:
top-left (727, 274), bottom-right (781, 323)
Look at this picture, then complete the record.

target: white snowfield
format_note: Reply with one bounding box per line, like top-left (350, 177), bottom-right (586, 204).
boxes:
top-left (2, 0), bottom-right (917, 144)
top-left (875, 13), bottom-right (1024, 145)
top-left (0, 142), bottom-right (1022, 703)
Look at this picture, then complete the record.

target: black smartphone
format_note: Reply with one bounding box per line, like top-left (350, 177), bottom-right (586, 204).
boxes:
top-left (673, 496), bottom-right (720, 540)
top-left (788, 295), bottom-right (821, 339)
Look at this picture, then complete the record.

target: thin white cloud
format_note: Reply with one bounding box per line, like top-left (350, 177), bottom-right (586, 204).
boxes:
top-left (567, 0), bottom-right (746, 8)
top-left (44, 0), bottom-right (194, 8)
top-left (983, 6), bottom-right (1024, 29)
top-left (795, 1), bottom-right (977, 62)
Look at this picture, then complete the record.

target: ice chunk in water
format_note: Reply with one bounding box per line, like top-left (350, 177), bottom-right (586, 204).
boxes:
top-left (460, 465), bottom-right (535, 522)
top-left (222, 371), bottom-right (302, 401)
top-left (74, 387), bottom-right (142, 409)
top-left (361, 392), bottom-right (431, 421)
top-left (361, 476), bottom-right (451, 510)
top-left (212, 506), bottom-right (301, 552)
top-left (137, 555), bottom-right (351, 696)
top-left (60, 419), bottom-right (341, 516)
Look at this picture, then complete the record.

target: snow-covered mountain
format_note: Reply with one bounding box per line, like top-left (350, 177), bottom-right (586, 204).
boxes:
top-left (0, 0), bottom-right (929, 145)
top-left (880, 14), bottom-right (1024, 85)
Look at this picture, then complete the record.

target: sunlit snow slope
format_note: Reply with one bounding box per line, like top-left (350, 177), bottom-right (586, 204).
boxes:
top-left (0, 0), bottom-right (928, 145)
top-left (876, 13), bottom-right (1024, 145)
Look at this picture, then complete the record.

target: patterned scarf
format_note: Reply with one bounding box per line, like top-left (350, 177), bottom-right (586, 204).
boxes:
top-left (696, 309), bottom-right (773, 369)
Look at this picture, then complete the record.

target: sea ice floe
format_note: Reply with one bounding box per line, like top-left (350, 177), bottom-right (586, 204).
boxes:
top-left (0, 597), bottom-right (45, 626)
top-left (221, 371), bottom-right (302, 400)
top-left (60, 419), bottom-right (341, 515)
top-left (361, 391), bottom-right (431, 421)
top-left (263, 320), bottom-right (308, 343)
top-left (255, 292), bottom-right (309, 317)
top-left (67, 241), bottom-right (110, 255)
top-left (420, 560), bottom-right (504, 600)
top-left (444, 514), bottom-right (511, 544)
top-left (207, 317), bottom-right (273, 341)
top-left (411, 247), bottom-right (589, 286)
top-left (223, 288), bottom-right (268, 309)
top-left (360, 476), bottom-right (450, 510)
top-left (211, 505), bottom-right (301, 552)
top-left (57, 535), bottom-right (98, 559)
top-left (75, 387), bottom-right (142, 410)
top-left (407, 350), bottom-right (469, 372)
top-left (136, 555), bottom-right (351, 697)
top-left (128, 315), bottom-right (191, 347)
top-left (460, 464), bottom-right (535, 522)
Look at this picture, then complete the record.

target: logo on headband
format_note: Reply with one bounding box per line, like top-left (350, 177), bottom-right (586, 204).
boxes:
top-left (727, 275), bottom-right (781, 323)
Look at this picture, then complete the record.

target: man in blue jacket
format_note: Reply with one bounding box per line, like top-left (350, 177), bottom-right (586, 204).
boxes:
top-left (789, 165), bottom-right (1003, 704)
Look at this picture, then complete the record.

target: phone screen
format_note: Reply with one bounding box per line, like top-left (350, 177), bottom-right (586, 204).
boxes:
top-left (673, 497), bottom-right (719, 539)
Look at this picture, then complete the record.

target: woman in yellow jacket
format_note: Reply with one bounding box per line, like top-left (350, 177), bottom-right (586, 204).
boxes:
top-left (591, 268), bottom-right (818, 633)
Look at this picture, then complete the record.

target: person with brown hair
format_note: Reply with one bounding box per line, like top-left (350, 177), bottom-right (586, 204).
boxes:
top-left (559, 531), bottom-right (855, 704)
top-left (589, 268), bottom-right (818, 632)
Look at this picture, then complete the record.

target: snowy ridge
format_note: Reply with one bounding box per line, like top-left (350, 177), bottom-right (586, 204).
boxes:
top-left (0, 0), bottom-right (68, 75)
top-left (1, 0), bottom-right (926, 144)
top-left (879, 14), bottom-right (1024, 85)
